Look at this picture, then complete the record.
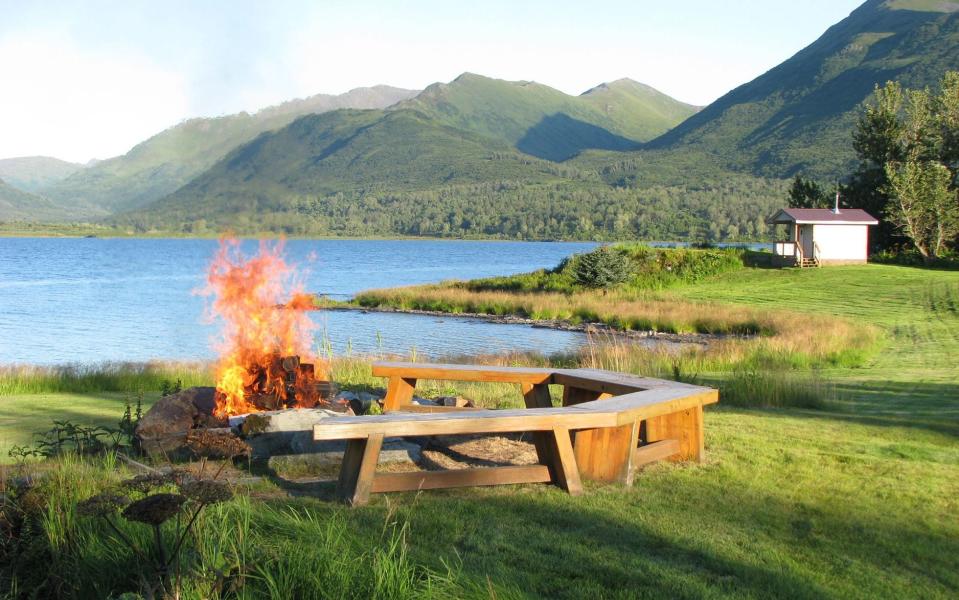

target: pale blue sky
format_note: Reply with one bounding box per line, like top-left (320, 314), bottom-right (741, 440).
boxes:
top-left (0, 0), bottom-right (865, 162)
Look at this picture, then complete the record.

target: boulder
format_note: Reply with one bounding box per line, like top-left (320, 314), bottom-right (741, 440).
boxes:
top-left (240, 408), bottom-right (342, 458)
top-left (239, 407), bottom-right (422, 474)
top-left (357, 391), bottom-right (382, 403)
top-left (135, 387), bottom-right (217, 455)
top-left (336, 390), bottom-right (385, 415)
top-left (136, 390), bottom-right (423, 475)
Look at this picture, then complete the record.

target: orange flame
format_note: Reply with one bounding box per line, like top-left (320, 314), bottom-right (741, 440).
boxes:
top-left (203, 238), bottom-right (327, 417)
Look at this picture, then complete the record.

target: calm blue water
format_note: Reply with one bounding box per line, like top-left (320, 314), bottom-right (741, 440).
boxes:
top-left (0, 238), bottom-right (596, 364)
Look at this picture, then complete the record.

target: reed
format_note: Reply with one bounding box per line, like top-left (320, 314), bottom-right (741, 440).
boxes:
top-left (0, 361), bottom-right (213, 395)
top-left (354, 286), bottom-right (881, 370)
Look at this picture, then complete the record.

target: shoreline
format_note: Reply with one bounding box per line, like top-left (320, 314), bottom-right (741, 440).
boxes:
top-left (0, 229), bottom-right (773, 245)
top-left (322, 304), bottom-right (725, 345)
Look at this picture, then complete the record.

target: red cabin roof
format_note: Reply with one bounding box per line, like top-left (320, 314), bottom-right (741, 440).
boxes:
top-left (767, 208), bottom-right (878, 225)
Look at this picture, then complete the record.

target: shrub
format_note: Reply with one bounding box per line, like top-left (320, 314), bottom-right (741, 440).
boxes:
top-left (570, 246), bottom-right (633, 291)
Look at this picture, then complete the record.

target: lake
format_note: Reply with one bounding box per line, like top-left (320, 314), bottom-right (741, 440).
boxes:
top-left (0, 238), bottom-right (597, 365)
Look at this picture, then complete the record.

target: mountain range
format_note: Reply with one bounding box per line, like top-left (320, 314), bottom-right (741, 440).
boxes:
top-left (2, 0), bottom-right (956, 241)
top-left (38, 85), bottom-right (418, 218)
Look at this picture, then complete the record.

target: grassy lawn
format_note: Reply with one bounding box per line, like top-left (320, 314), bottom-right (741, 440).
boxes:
top-left (671, 264), bottom-right (959, 373)
top-left (3, 262), bottom-right (958, 598)
top-left (0, 392), bottom-right (160, 458)
top-left (336, 264), bottom-right (959, 597)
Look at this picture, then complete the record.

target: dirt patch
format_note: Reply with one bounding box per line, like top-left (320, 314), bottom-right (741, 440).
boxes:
top-left (418, 433), bottom-right (538, 470)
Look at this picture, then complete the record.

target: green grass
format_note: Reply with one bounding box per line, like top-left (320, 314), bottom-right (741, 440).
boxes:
top-left (670, 264), bottom-right (959, 374)
top-left (6, 401), bottom-right (957, 598)
top-left (0, 362), bottom-right (212, 395)
top-left (0, 392), bottom-right (160, 458)
top-left (2, 264), bottom-right (958, 597)
top-left (3, 456), bottom-right (455, 599)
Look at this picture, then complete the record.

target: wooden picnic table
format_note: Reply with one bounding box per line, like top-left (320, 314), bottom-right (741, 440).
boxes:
top-left (315, 361), bottom-right (718, 505)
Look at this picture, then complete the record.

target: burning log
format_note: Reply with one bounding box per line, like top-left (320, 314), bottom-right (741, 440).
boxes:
top-left (202, 239), bottom-right (334, 417)
top-left (214, 354), bottom-right (333, 414)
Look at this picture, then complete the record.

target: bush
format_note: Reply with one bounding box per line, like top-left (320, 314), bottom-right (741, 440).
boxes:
top-left (456, 244), bottom-right (746, 294)
top-left (870, 247), bottom-right (959, 270)
top-left (570, 246), bottom-right (634, 291)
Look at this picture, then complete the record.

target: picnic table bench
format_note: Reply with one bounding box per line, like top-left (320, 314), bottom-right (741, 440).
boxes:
top-left (314, 361), bottom-right (718, 505)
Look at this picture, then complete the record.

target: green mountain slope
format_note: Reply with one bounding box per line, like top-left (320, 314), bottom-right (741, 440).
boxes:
top-left (121, 73), bottom-right (702, 231)
top-left (116, 102), bottom-right (786, 241)
top-left (123, 107), bottom-right (574, 227)
top-left (648, 0), bottom-right (959, 179)
top-left (580, 78), bottom-right (701, 138)
top-left (397, 73), bottom-right (697, 161)
top-left (0, 156), bottom-right (84, 193)
top-left (41, 85), bottom-right (418, 216)
top-left (0, 178), bottom-right (84, 221)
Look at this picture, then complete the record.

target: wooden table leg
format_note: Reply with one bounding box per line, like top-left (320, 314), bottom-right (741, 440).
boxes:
top-left (548, 426), bottom-right (583, 496)
top-left (337, 433), bottom-right (385, 506)
top-left (562, 386), bottom-right (605, 407)
top-left (574, 420), bottom-right (641, 485)
top-left (522, 383), bottom-right (558, 468)
top-left (383, 376), bottom-right (417, 411)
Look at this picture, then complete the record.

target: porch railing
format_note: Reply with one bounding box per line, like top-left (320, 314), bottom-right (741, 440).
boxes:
top-left (773, 241), bottom-right (802, 264)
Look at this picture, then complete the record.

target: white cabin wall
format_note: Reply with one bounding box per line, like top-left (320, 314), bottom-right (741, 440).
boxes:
top-left (812, 224), bottom-right (869, 261)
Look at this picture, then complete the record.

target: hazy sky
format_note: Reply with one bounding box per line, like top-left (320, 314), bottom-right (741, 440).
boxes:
top-left (0, 0), bottom-right (864, 163)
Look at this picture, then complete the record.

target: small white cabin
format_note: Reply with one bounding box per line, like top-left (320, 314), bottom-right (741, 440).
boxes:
top-left (766, 208), bottom-right (878, 267)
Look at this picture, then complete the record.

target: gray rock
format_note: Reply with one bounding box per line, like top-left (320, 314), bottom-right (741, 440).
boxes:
top-left (436, 396), bottom-right (474, 408)
top-left (240, 406), bottom-right (423, 474)
top-left (268, 438), bottom-right (421, 475)
top-left (135, 387), bottom-right (216, 455)
top-left (335, 391), bottom-right (359, 403)
top-left (240, 408), bottom-right (342, 458)
top-left (412, 397), bottom-right (439, 407)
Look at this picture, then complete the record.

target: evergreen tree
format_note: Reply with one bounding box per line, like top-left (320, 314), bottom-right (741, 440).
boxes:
top-left (572, 246), bottom-right (633, 292)
top-left (788, 176), bottom-right (831, 209)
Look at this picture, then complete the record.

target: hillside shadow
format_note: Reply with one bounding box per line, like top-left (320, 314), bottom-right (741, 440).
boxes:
top-left (742, 66), bottom-right (908, 149)
top-left (516, 113), bottom-right (640, 162)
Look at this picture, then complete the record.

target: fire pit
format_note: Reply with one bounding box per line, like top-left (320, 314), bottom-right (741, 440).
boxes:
top-left (214, 353), bottom-right (333, 414)
top-left (134, 239), bottom-right (420, 472)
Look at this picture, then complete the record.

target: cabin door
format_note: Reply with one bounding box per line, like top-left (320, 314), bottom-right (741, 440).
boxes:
top-left (798, 225), bottom-right (814, 259)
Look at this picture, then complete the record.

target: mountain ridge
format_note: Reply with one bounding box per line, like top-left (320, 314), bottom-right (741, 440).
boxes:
top-left (37, 85), bottom-right (419, 218)
top-left (0, 156), bottom-right (84, 193)
top-left (0, 177), bottom-right (82, 222)
top-left (393, 72), bottom-right (697, 160)
top-left (646, 0), bottom-right (959, 179)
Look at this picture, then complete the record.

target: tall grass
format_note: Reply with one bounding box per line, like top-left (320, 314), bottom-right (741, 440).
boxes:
top-left (2, 456), bottom-right (457, 599)
top-left (570, 333), bottom-right (841, 409)
top-left (355, 286), bottom-right (881, 370)
top-left (0, 361), bottom-right (213, 395)
top-left (327, 336), bottom-right (844, 411)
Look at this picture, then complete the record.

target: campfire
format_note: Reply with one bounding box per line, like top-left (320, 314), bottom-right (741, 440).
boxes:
top-left (204, 238), bottom-right (333, 418)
